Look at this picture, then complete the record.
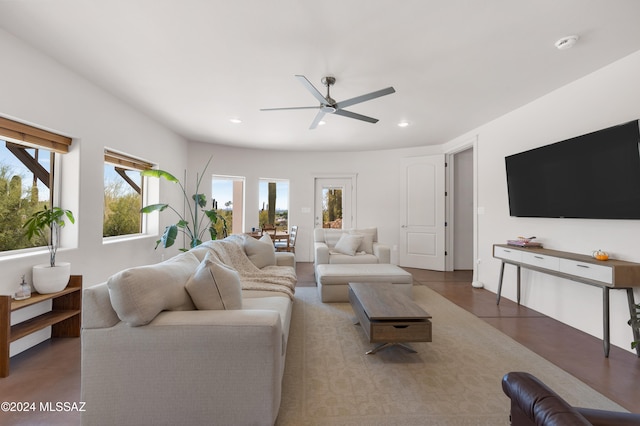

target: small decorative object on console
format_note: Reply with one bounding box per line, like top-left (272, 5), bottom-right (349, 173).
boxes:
top-left (13, 275), bottom-right (31, 300)
top-left (592, 249), bottom-right (609, 261)
top-left (507, 236), bottom-right (543, 248)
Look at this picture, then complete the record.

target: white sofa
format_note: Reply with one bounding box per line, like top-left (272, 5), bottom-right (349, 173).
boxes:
top-left (81, 235), bottom-right (296, 426)
top-left (313, 227), bottom-right (390, 271)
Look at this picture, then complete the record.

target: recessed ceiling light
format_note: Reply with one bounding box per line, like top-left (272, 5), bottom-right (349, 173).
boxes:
top-left (397, 121), bottom-right (410, 128)
top-left (554, 35), bottom-right (579, 50)
top-left (229, 118), bottom-right (242, 124)
top-left (318, 120), bottom-right (326, 126)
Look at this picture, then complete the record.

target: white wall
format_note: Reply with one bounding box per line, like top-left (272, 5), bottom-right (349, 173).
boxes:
top-left (0, 29), bottom-right (188, 354)
top-left (444, 49), bottom-right (640, 353)
top-left (187, 142), bottom-right (443, 263)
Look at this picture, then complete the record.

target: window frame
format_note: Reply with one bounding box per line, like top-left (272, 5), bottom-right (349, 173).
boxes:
top-left (0, 117), bottom-right (71, 255)
top-left (103, 149), bottom-right (154, 240)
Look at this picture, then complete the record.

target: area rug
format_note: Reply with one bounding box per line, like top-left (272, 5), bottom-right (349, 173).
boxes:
top-left (276, 286), bottom-right (626, 425)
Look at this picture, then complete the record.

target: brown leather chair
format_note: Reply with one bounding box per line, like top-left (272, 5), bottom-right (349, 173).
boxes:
top-left (502, 372), bottom-right (640, 426)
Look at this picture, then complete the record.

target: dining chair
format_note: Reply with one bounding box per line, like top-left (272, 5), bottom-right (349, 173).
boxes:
top-left (275, 225), bottom-right (297, 253)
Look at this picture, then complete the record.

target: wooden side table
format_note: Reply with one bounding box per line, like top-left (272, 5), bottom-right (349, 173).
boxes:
top-left (0, 275), bottom-right (82, 377)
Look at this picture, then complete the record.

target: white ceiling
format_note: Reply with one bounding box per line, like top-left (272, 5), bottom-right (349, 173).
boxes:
top-left (1, 0), bottom-right (640, 152)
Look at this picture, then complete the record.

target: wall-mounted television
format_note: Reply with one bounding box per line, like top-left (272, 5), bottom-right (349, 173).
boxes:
top-left (505, 120), bottom-right (640, 219)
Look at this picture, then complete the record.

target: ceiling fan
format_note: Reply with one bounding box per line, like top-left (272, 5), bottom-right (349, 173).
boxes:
top-left (260, 75), bottom-right (395, 129)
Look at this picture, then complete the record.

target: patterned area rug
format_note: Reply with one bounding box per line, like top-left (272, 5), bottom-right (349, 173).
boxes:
top-left (276, 286), bottom-right (625, 425)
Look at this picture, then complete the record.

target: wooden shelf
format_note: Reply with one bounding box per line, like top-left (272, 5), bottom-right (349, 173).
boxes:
top-left (0, 275), bottom-right (82, 377)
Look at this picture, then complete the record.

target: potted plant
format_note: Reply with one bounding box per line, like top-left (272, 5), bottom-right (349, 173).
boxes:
top-left (23, 205), bottom-right (75, 294)
top-left (140, 156), bottom-right (227, 251)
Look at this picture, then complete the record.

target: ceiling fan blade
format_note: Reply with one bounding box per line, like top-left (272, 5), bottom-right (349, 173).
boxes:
top-left (295, 75), bottom-right (328, 105)
top-left (309, 110), bottom-right (326, 130)
top-left (333, 109), bottom-right (378, 124)
top-left (335, 86), bottom-right (395, 109)
top-left (260, 106), bottom-right (320, 111)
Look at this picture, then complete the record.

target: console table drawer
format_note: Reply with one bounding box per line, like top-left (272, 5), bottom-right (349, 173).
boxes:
top-left (494, 246), bottom-right (521, 262)
top-left (521, 252), bottom-right (559, 271)
top-left (559, 259), bottom-right (612, 284)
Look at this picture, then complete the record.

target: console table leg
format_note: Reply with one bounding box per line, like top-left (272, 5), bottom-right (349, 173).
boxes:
top-left (497, 262), bottom-right (505, 305)
top-left (603, 287), bottom-right (610, 358)
top-left (516, 266), bottom-right (521, 305)
top-left (625, 289), bottom-right (640, 357)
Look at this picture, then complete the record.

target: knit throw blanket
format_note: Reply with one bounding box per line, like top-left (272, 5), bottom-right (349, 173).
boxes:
top-left (199, 236), bottom-right (296, 300)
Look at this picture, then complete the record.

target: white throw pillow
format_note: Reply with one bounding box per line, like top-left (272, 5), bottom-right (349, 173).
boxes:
top-left (349, 228), bottom-right (375, 254)
top-left (107, 252), bottom-right (199, 326)
top-left (185, 253), bottom-right (242, 310)
top-left (333, 233), bottom-right (364, 256)
top-left (244, 234), bottom-right (276, 268)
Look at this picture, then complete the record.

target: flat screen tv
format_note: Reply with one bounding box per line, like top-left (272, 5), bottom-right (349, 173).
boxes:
top-left (505, 119), bottom-right (640, 219)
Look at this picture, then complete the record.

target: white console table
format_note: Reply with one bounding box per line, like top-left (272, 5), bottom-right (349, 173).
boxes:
top-left (493, 244), bottom-right (640, 357)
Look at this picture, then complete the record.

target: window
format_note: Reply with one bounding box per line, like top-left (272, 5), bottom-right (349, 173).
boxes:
top-left (103, 149), bottom-right (153, 238)
top-left (322, 187), bottom-right (343, 228)
top-left (259, 179), bottom-right (289, 231)
top-left (212, 175), bottom-right (245, 235)
top-left (0, 117), bottom-right (71, 252)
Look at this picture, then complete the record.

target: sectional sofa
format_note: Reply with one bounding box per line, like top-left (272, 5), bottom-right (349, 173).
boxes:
top-left (81, 234), bottom-right (296, 426)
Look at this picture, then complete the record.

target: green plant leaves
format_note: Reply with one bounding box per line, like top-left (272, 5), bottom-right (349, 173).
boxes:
top-left (140, 169), bottom-right (179, 183)
top-left (140, 203), bottom-right (169, 214)
top-left (193, 193), bottom-right (207, 208)
top-left (140, 156), bottom-right (228, 250)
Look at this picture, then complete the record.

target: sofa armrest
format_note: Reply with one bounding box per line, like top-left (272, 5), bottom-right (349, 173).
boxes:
top-left (275, 251), bottom-right (295, 268)
top-left (577, 407), bottom-right (640, 426)
top-left (82, 309), bottom-right (284, 426)
top-left (373, 243), bottom-right (391, 264)
top-left (314, 242), bottom-right (330, 265)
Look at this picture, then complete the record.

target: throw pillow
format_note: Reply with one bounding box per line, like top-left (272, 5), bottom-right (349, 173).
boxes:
top-left (333, 233), bottom-right (364, 256)
top-left (185, 253), bottom-right (242, 310)
top-left (107, 252), bottom-right (199, 326)
top-left (349, 228), bottom-right (375, 254)
top-left (244, 234), bottom-right (276, 268)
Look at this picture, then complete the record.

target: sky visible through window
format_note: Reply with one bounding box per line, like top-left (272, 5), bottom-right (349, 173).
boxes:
top-left (212, 178), bottom-right (288, 210)
top-left (1, 141), bottom-right (50, 201)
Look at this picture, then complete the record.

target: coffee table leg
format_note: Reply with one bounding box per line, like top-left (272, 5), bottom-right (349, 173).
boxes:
top-left (366, 342), bottom-right (417, 355)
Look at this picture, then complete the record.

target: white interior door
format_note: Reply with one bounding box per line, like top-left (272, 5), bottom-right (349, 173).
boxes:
top-left (314, 177), bottom-right (353, 229)
top-left (399, 155), bottom-right (445, 270)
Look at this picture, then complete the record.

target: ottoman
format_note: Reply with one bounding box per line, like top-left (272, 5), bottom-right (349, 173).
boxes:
top-left (316, 264), bottom-right (413, 302)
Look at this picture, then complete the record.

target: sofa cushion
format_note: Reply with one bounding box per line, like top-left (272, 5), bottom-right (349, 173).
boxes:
top-left (244, 234), bottom-right (276, 268)
top-left (185, 253), bottom-right (242, 310)
top-left (333, 233), bottom-right (364, 256)
top-left (107, 252), bottom-right (199, 326)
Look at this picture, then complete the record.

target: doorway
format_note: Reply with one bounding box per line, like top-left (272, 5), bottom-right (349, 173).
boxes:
top-left (449, 147), bottom-right (474, 270)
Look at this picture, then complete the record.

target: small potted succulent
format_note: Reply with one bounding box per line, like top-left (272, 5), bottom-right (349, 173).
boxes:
top-left (23, 205), bottom-right (75, 293)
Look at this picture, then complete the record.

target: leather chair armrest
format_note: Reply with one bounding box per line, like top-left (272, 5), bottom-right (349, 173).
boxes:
top-left (502, 372), bottom-right (591, 426)
top-left (577, 407), bottom-right (640, 426)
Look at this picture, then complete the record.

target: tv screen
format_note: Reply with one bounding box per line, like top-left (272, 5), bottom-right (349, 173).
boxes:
top-left (505, 120), bottom-right (640, 219)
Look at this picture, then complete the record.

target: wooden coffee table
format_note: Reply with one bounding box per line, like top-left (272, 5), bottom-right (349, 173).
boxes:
top-left (348, 282), bottom-right (432, 354)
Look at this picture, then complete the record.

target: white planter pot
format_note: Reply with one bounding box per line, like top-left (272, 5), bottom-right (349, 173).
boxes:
top-left (32, 262), bottom-right (71, 294)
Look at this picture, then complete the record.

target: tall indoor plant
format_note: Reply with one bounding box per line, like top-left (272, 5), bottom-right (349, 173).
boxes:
top-left (23, 205), bottom-right (75, 293)
top-left (141, 156), bottom-right (227, 251)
